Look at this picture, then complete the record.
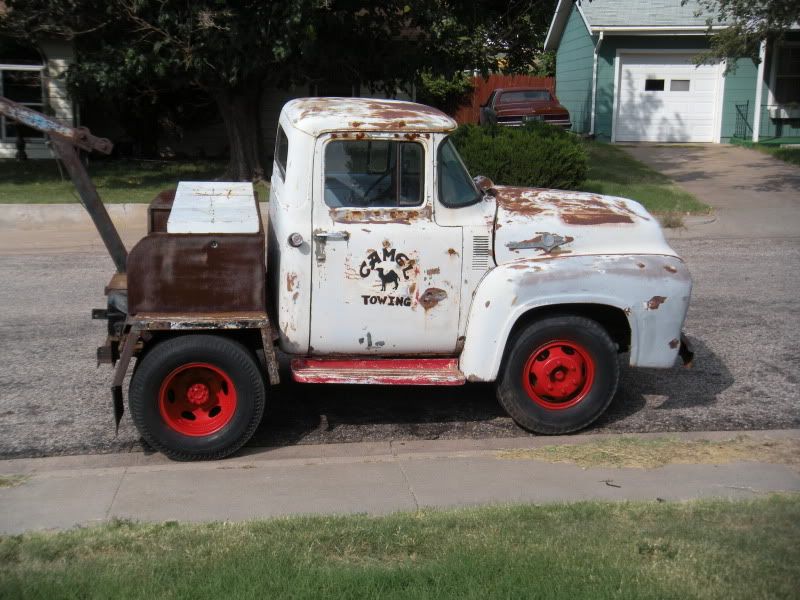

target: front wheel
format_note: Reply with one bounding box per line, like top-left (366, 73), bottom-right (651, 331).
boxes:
top-left (496, 315), bottom-right (619, 434)
top-left (129, 335), bottom-right (265, 460)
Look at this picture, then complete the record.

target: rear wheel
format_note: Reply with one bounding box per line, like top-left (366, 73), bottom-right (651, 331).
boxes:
top-left (129, 335), bottom-right (265, 460)
top-left (496, 315), bottom-right (619, 434)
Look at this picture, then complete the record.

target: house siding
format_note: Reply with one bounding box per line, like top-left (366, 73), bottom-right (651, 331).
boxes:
top-left (720, 57), bottom-right (757, 141)
top-left (555, 6), bottom-right (594, 134)
top-left (595, 36), bottom-right (709, 142)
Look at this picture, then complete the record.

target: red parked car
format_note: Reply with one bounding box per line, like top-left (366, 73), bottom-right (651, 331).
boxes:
top-left (479, 87), bottom-right (571, 129)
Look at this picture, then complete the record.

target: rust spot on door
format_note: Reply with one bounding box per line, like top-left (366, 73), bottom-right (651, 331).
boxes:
top-left (419, 288), bottom-right (447, 310)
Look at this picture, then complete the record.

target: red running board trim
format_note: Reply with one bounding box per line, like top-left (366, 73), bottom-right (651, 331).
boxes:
top-left (290, 358), bottom-right (466, 386)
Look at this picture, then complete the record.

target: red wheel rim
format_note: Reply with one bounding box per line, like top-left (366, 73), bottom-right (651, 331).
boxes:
top-left (158, 363), bottom-right (238, 436)
top-left (522, 340), bottom-right (595, 410)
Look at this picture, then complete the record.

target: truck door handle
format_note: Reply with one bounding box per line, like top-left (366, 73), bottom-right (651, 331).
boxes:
top-left (312, 230), bottom-right (349, 262)
top-left (313, 231), bottom-right (350, 242)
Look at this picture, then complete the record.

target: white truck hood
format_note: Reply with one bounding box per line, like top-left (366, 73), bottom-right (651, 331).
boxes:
top-left (492, 186), bottom-right (677, 264)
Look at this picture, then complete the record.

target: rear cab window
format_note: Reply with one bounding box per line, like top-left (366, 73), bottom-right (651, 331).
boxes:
top-left (275, 125), bottom-right (289, 178)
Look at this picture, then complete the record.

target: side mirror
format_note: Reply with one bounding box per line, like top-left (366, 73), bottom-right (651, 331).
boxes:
top-left (473, 175), bottom-right (496, 196)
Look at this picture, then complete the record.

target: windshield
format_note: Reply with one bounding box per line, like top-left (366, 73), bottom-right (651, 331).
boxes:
top-left (438, 137), bottom-right (482, 208)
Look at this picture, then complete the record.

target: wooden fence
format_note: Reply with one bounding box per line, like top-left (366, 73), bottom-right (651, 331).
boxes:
top-left (452, 74), bottom-right (555, 125)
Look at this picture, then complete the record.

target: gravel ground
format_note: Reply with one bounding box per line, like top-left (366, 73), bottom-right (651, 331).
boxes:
top-left (0, 236), bottom-right (798, 458)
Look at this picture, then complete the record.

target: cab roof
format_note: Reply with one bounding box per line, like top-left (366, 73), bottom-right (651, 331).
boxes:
top-left (282, 97), bottom-right (458, 136)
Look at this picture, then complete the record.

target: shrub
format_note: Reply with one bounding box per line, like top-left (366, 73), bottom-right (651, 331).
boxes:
top-left (450, 122), bottom-right (588, 189)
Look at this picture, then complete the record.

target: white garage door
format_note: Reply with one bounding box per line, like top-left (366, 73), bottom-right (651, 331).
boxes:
top-left (615, 53), bottom-right (721, 143)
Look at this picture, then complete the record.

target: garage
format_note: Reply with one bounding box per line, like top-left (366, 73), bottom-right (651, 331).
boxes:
top-left (614, 53), bottom-right (722, 143)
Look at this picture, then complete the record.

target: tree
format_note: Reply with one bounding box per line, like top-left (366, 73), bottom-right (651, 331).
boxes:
top-left (1, 0), bottom-right (555, 179)
top-left (690, 0), bottom-right (800, 64)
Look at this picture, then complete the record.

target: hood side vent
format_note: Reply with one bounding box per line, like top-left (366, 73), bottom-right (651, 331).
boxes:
top-left (472, 235), bottom-right (490, 270)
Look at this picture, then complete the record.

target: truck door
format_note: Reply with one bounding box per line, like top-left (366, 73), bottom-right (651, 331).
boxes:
top-left (309, 132), bottom-right (462, 354)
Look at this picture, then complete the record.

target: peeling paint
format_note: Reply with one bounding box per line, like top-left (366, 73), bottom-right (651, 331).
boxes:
top-left (647, 296), bottom-right (667, 310)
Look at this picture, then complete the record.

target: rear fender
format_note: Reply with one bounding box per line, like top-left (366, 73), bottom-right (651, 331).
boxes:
top-left (459, 255), bottom-right (692, 381)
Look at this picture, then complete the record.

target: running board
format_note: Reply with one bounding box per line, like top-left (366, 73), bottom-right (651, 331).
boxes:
top-left (290, 358), bottom-right (466, 386)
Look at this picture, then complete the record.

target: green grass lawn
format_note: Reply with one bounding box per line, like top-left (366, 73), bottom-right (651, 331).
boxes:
top-left (730, 138), bottom-right (800, 166)
top-left (580, 143), bottom-right (710, 215)
top-left (1, 495), bottom-right (798, 599)
top-left (0, 158), bottom-right (269, 203)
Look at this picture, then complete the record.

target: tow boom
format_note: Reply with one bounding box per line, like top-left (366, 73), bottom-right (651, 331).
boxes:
top-left (0, 96), bottom-right (128, 272)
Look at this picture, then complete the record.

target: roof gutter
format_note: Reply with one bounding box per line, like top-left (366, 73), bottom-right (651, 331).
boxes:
top-left (590, 31), bottom-right (604, 136)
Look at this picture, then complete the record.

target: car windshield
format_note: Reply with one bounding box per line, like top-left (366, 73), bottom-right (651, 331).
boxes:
top-left (499, 90), bottom-right (551, 103)
top-left (438, 137), bottom-right (482, 208)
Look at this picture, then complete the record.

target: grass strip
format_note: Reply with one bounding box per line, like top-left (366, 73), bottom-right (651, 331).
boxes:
top-left (729, 138), bottom-right (800, 166)
top-left (497, 434), bottom-right (800, 468)
top-left (0, 495), bottom-right (798, 599)
top-left (580, 143), bottom-right (710, 217)
top-left (0, 159), bottom-right (269, 203)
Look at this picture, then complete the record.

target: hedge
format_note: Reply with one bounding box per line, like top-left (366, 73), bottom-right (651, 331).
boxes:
top-left (450, 122), bottom-right (588, 190)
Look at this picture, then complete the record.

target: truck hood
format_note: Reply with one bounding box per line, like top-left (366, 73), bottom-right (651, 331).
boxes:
top-left (493, 186), bottom-right (676, 264)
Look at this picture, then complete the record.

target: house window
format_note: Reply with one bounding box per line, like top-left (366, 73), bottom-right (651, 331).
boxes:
top-left (774, 45), bottom-right (800, 104)
top-left (670, 80), bottom-right (690, 92)
top-left (0, 66), bottom-right (45, 140)
top-left (645, 79), bottom-right (665, 91)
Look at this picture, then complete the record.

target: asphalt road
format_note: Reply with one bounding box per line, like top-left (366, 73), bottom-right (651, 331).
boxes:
top-left (0, 232), bottom-right (798, 458)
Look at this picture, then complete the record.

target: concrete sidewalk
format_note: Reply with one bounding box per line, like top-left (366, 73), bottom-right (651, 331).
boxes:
top-left (1, 430), bottom-right (798, 535)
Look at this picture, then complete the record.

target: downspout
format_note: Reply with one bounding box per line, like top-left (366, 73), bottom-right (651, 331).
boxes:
top-left (752, 39), bottom-right (767, 142)
top-left (590, 31), bottom-right (604, 136)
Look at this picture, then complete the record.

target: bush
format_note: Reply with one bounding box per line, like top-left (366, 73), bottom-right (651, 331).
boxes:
top-left (450, 122), bottom-right (588, 189)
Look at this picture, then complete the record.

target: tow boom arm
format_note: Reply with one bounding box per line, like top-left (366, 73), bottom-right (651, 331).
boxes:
top-left (0, 96), bottom-right (128, 272)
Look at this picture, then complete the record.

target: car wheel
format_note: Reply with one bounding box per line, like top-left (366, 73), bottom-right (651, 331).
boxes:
top-left (129, 335), bottom-right (265, 460)
top-left (496, 315), bottom-right (619, 434)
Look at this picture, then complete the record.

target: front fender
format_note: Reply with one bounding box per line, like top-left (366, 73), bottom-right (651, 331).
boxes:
top-left (459, 255), bottom-right (692, 381)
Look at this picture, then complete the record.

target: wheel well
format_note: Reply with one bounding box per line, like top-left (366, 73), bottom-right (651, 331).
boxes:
top-left (136, 329), bottom-right (264, 361)
top-left (508, 304), bottom-right (631, 353)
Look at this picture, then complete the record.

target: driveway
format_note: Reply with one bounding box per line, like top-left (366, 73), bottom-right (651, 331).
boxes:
top-left (621, 144), bottom-right (800, 239)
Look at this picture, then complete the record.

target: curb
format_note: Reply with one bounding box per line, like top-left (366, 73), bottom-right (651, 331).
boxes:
top-left (2, 429), bottom-right (797, 476)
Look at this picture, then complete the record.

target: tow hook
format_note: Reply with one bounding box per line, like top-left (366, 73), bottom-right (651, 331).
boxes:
top-left (679, 332), bottom-right (694, 368)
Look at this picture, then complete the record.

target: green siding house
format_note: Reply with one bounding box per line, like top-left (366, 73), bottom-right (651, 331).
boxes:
top-left (544, 0), bottom-right (800, 144)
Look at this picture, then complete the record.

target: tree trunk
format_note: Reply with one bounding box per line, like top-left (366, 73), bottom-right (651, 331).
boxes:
top-left (213, 82), bottom-right (265, 181)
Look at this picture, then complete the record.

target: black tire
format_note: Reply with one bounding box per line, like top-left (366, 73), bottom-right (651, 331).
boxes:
top-left (496, 315), bottom-right (619, 434)
top-left (129, 335), bottom-right (266, 460)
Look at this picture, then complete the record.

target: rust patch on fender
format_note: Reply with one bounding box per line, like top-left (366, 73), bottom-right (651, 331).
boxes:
top-left (648, 296), bottom-right (667, 310)
top-left (664, 265), bottom-right (678, 273)
top-left (669, 338), bottom-right (680, 349)
top-left (447, 248), bottom-right (459, 256)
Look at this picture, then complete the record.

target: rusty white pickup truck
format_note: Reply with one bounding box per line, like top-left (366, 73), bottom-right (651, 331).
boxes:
top-left (5, 96), bottom-right (692, 460)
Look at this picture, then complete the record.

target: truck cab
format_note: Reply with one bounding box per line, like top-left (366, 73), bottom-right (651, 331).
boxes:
top-left (100, 98), bottom-right (693, 460)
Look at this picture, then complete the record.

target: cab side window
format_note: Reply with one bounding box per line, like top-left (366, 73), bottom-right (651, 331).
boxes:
top-left (324, 140), bottom-right (424, 208)
top-left (275, 125), bottom-right (289, 178)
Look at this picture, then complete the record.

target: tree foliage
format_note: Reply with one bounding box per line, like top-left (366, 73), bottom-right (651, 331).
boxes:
top-left (690, 0), bottom-right (800, 64)
top-left (1, 0), bottom-right (556, 179)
